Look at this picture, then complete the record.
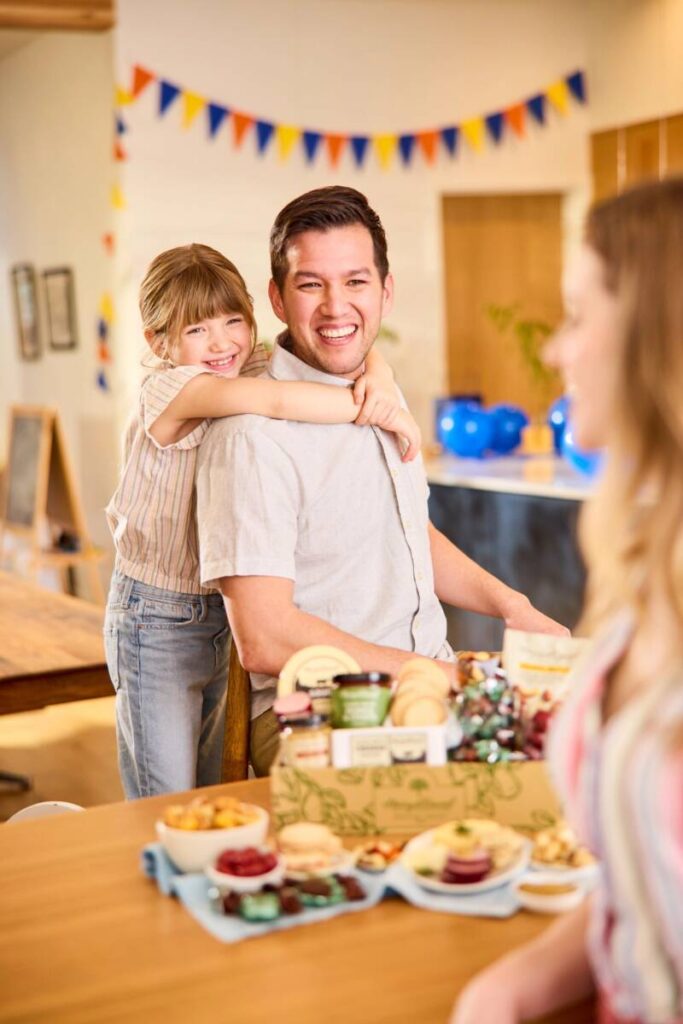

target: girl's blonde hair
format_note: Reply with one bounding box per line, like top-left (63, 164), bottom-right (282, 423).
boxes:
top-left (578, 177), bottom-right (683, 646)
top-left (139, 243), bottom-right (257, 363)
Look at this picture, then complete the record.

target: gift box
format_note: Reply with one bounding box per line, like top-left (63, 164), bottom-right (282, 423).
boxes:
top-left (270, 760), bottom-right (562, 837)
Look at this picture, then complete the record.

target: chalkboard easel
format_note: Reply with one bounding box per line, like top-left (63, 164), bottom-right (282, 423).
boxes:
top-left (0, 406), bottom-right (104, 603)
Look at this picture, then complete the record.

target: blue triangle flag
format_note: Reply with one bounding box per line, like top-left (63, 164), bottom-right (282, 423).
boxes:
top-left (485, 112), bottom-right (504, 144)
top-left (159, 80), bottom-right (181, 116)
top-left (256, 120), bottom-right (275, 154)
top-left (97, 317), bottom-right (108, 341)
top-left (350, 135), bottom-right (370, 167)
top-left (302, 131), bottom-right (322, 163)
top-left (96, 370), bottom-right (109, 391)
top-left (115, 116), bottom-right (127, 136)
top-left (566, 71), bottom-right (586, 104)
top-left (527, 94), bottom-right (546, 125)
top-left (398, 134), bottom-right (416, 165)
top-left (440, 126), bottom-right (458, 157)
top-left (208, 103), bottom-right (229, 138)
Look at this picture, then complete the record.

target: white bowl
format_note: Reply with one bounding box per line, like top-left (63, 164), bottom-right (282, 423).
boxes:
top-left (514, 872), bottom-right (586, 914)
top-left (155, 804), bottom-right (269, 873)
top-left (205, 852), bottom-right (284, 893)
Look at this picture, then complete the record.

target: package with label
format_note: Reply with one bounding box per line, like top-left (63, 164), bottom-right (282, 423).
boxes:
top-left (331, 723), bottom-right (448, 768)
top-left (502, 629), bottom-right (590, 699)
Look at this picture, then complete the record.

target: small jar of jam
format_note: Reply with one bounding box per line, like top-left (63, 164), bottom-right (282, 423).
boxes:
top-left (278, 713), bottom-right (332, 768)
top-left (330, 672), bottom-right (393, 729)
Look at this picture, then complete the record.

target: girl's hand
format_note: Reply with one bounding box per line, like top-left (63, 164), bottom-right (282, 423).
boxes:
top-left (353, 371), bottom-right (401, 428)
top-left (449, 964), bottom-right (523, 1024)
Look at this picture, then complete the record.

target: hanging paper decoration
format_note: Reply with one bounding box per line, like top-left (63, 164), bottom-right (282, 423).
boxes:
top-left (124, 64), bottom-right (587, 169)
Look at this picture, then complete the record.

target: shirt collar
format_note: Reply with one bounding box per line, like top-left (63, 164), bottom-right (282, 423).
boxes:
top-left (268, 331), bottom-right (356, 388)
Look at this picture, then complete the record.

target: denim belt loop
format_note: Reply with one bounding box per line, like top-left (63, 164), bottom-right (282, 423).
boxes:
top-left (120, 573), bottom-right (136, 609)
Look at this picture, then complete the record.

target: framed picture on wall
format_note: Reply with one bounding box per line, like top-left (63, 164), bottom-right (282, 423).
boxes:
top-left (43, 267), bottom-right (78, 350)
top-left (10, 263), bottom-right (41, 361)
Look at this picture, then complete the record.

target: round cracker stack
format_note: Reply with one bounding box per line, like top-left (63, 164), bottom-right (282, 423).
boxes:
top-left (390, 658), bottom-right (451, 726)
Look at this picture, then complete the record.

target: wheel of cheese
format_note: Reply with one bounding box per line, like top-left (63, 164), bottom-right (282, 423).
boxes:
top-left (277, 645), bottom-right (361, 697)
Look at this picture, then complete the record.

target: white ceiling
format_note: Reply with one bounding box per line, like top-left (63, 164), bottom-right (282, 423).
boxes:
top-left (0, 29), bottom-right (40, 61)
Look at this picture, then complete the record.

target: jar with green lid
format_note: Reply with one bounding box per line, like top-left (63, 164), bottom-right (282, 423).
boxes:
top-left (330, 672), bottom-right (393, 729)
top-left (278, 713), bottom-right (332, 768)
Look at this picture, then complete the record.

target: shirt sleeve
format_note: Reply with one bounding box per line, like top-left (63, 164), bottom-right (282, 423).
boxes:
top-left (140, 365), bottom-right (213, 451)
top-left (241, 342), bottom-right (270, 379)
top-left (196, 420), bottom-right (300, 588)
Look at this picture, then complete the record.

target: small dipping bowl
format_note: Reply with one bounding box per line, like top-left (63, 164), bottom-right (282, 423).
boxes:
top-left (205, 850), bottom-right (285, 894)
top-left (514, 872), bottom-right (585, 914)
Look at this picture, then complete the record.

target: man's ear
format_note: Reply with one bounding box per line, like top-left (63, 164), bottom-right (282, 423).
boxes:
top-left (268, 279), bottom-right (287, 324)
top-left (381, 272), bottom-right (395, 318)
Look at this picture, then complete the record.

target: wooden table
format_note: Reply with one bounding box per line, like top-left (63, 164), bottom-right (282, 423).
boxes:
top-left (0, 570), bottom-right (110, 715)
top-left (0, 778), bottom-right (593, 1024)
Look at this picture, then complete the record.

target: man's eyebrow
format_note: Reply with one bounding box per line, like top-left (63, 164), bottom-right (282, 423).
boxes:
top-left (292, 267), bottom-right (373, 280)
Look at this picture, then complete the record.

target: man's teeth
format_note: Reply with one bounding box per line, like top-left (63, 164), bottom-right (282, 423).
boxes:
top-left (319, 326), bottom-right (356, 339)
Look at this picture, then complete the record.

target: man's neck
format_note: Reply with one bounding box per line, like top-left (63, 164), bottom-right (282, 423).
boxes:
top-left (277, 330), bottom-right (365, 381)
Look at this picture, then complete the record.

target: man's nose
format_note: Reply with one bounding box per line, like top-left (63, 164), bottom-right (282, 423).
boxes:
top-left (320, 284), bottom-right (348, 318)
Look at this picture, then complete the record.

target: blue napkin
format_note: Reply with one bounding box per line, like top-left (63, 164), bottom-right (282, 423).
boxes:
top-left (142, 843), bottom-right (522, 943)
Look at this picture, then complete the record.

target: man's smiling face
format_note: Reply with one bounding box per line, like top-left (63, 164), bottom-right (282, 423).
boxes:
top-left (268, 223), bottom-right (394, 379)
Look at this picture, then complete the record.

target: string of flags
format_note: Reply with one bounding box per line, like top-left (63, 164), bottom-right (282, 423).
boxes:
top-left (115, 64), bottom-right (587, 169)
top-left (96, 108), bottom-right (127, 391)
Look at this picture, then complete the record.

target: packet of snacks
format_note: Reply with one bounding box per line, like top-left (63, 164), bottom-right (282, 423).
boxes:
top-left (502, 629), bottom-right (589, 704)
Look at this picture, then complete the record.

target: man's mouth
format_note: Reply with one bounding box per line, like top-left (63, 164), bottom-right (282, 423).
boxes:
top-left (317, 325), bottom-right (358, 345)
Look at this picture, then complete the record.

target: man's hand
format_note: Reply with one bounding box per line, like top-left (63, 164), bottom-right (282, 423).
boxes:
top-left (502, 593), bottom-right (570, 636)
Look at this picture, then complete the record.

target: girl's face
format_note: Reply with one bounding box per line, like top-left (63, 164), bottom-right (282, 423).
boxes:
top-left (545, 244), bottom-right (623, 451)
top-left (169, 312), bottom-right (252, 376)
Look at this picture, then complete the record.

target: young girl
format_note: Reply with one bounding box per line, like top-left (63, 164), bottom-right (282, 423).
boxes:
top-left (105, 243), bottom-right (419, 800)
top-left (451, 179), bottom-right (683, 1024)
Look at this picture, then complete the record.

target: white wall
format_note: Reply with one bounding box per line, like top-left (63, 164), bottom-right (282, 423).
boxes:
top-left (0, 31), bottom-right (117, 561)
top-left (114, 0), bottom-right (592, 438)
top-left (587, 0), bottom-right (683, 130)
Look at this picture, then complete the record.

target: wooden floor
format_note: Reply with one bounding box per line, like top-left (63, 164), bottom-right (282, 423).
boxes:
top-left (0, 697), bottom-right (123, 820)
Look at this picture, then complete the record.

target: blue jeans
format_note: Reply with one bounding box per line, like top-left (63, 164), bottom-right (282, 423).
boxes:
top-left (104, 571), bottom-right (230, 799)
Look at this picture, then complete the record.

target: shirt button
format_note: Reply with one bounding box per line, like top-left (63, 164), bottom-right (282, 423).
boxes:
top-left (416, 572), bottom-right (424, 581)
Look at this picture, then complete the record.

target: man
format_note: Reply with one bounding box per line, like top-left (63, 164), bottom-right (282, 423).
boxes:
top-left (196, 185), bottom-right (567, 775)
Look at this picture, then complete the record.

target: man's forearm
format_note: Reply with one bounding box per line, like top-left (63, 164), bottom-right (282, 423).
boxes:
top-left (428, 522), bottom-right (521, 618)
top-left (221, 582), bottom-right (455, 683)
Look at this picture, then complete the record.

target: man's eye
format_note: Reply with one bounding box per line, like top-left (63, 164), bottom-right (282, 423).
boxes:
top-left (299, 282), bottom-right (321, 290)
top-left (348, 279), bottom-right (369, 287)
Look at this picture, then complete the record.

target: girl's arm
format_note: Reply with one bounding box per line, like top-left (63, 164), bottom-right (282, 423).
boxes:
top-left (353, 347), bottom-right (400, 426)
top-left (450, 901), bottom-right (594, 1024)
top-left (150, 373), bottom-right (420, 459)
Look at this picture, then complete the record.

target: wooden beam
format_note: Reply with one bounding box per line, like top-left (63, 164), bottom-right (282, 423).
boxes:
top-left (0, 1), bottom-right (114, 31)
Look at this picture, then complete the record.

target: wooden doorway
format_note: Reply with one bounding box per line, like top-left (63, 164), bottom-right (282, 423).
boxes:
top-left (442, 193), bottom-right (563, 417)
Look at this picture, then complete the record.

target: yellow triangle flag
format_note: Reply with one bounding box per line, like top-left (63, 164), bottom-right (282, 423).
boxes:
top-left (182, 91), bottom-right (206, 129)
top-left (546, 79), bottom-right (570, 115)
top-left (115, 85), bottom-right (133, 107)
top-left (374, 134), bottom-right (397, 170)
top-left (462, 118), bottom-right (484, 152)
top-left (110, 183), bottom-right (126, 210)
top-left (276, 125), bottom-right (301, 161)
top-left (99, 292), bottom-right (115, 324)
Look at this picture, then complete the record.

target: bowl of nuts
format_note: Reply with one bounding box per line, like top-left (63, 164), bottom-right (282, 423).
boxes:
top-left (155, 796), bottom-right (269, 873)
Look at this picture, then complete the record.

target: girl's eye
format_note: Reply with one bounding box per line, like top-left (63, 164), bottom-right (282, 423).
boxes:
top-left (226, 316), bottom-right (243, 326)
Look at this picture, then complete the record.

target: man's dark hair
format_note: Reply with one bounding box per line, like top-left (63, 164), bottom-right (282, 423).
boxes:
top-left (270, 185), bottom-right (389, 289)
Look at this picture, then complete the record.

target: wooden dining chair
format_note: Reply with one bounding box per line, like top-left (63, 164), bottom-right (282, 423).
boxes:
top-left (221, 641), bottom-right (251, 781)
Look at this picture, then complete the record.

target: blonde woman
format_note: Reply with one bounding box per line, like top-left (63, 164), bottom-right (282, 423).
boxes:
top-left (451, 178), bottom-right (683, 1024)
top-left (105, 243), bottom-right (419, 799)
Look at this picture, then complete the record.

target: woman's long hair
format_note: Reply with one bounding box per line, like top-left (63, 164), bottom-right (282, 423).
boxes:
top-left (579, 177), bottom-right (683, 648)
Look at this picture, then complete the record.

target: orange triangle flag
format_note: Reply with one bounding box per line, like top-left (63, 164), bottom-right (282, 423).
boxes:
top-left (232, 112), bottom-right (254, 148)
top-left (131, 65), bottom-right (155, 99)
top-left (98, 342), bottom-right (112, 363)
top-left (102, 232), bottom-right (115, 255)
top-left (505, 104), bottom-right (526, 138)
top-left (417, 131), bottom-right (438, 164)
top-left (113, 140), bottom-right (127, 161)
top-left (326, 134), bottom-right (347, 168)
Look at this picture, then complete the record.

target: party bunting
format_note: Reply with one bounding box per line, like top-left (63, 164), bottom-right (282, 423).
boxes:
top-left (99, 292), bottom-right (115, 324)
top-left (182, 91), bottom-right (206, 129)
top-left (110, 184), bottom-right (126, 210)
top-left (124, 64), bottom-right (587, 169)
